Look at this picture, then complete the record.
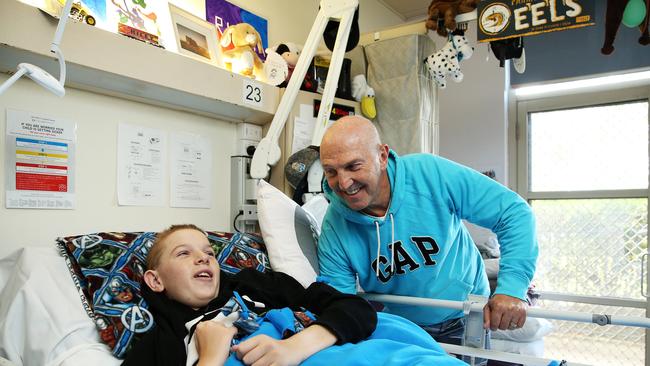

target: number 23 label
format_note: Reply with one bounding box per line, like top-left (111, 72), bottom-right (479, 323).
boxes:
top-left (242, 79), bottom-right (263, 107)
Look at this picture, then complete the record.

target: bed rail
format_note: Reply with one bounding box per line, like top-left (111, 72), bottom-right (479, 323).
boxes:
top-left (361, 293), bottom-right (650, 366)
top-left (361, 293), bottom-right (650, 328)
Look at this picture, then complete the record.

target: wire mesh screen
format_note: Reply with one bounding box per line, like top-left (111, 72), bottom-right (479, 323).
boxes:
top-left (532, 199), bottom-right (647, 365)
top-left (539, 300), bottom-right (645, 366)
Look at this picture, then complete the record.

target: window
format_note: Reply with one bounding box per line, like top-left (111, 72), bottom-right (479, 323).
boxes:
top-left (513, 86), bottom-right (649, 366)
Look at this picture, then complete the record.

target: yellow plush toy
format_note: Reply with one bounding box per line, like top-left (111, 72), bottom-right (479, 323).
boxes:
top-left (352, 75), bottom-right (377, 119)
top-left (219, 23), bottom-right (265, 79)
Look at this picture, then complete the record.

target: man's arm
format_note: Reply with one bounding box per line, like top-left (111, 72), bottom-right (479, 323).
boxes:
top-left (436, 157), bottom-right (538, 329)
top-left (317, 220), bottom-right (357, 294)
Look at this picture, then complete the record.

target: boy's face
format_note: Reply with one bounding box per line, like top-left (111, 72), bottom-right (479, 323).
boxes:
top-left (144, 229), bottom-right (220, 309)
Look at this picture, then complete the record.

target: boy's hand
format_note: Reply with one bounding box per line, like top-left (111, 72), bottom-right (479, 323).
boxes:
top-left (231, 335), bottom-right (300, 366)
top-left (232, 325), bottom-right (336, 366)
top-left (196, 321), bottom-right (238, 366)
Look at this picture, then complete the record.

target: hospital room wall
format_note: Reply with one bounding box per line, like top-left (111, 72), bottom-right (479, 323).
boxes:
top-left (437, 21), bottom-right (508, 185)
top-left (0, 74), bottom-right (237, 258)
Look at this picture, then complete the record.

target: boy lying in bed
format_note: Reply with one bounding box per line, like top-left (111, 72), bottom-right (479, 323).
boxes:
top-left (121, 224), bottom-right (377, 366)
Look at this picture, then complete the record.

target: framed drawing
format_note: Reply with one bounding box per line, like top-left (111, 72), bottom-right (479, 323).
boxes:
top-left (206, 0), bottom-right (268, 61)
top-left (169, 4), bottom-right (221, 65)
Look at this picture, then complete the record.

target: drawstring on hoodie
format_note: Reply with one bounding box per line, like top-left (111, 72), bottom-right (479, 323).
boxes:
top-left (374, 214), bottom-right (396, 278)
top-left (375, 221), bottom-right (381, 277)
top-left (390, 213), bottom-right (395, 274)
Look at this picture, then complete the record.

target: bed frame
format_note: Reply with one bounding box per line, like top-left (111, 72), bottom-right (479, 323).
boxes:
top-left (362, 292), bottom-right (650, 366)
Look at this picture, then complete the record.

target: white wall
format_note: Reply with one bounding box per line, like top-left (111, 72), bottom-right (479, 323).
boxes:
top-left (437, 21), bottom-right (508, 185)
top-left (0, 75), bottom-right (236, 258)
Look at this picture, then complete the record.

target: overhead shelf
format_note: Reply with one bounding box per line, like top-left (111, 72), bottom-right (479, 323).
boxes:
top-left (0, 0), bottom-right (280, 125)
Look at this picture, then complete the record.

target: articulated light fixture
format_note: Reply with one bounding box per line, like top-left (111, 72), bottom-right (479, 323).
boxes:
top-left (0, 0), bottom-right (75, 97)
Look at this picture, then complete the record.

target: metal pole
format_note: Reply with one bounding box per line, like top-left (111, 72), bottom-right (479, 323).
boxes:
top-left (361, 293), bottom-right (650, 328)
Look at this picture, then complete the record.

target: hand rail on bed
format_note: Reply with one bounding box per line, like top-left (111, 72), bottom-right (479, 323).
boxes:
top-left (362, 293), bottom-right (649, 366)
top-left (361, 293), bottom-right (650, 328)
top-left (439, 343), bottom-right (589, 366)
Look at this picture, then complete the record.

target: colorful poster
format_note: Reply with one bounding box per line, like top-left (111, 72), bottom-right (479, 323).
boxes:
top-left (5, 109), bottom-right (77, 209)
top-left (205, 0), bottom-right (268, 60)
top-left (105, 0), bottom-right (174, 49)
top-left (477, 0), bottom-right (595, 43)
top-left (24, 0), bottom-right (107, 29)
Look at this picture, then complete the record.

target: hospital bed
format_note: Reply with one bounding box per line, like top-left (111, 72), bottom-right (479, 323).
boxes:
top-left (1, 232), bottom-right (648, 366)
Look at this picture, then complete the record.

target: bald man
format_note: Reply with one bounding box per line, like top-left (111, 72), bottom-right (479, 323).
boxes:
top-left (317, 116), bottom-right (538, 354)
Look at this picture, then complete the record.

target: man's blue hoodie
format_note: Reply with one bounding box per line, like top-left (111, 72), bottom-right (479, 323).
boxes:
top-left (318, 151), bottom-right (538, 325)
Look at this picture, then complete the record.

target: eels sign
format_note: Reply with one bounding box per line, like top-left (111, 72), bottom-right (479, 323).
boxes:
top-left (477, 0), bottom-right (595, 42)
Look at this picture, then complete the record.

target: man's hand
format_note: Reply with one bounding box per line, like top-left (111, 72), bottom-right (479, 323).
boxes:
top-left (483, 294), bottom-right (528, 331)
top-left (195, 321), bottom-right (238, 366)
top-left (231, 334), bottom-right (301, 366)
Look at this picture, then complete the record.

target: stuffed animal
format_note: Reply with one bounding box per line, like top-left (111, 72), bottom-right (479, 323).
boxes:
top-left (263, 42), bottom-right (301, 86)
top-left (424, 30), bottom-right (474, 88)
top-left (425, 0), bottom-right (479, 37)
top-left (220, 23), bottom-right (265, 78)
top-left (275, 42), bottom-right (301, 87)
top-left (351, 75), bottom-right (376, 119)
top-left (602, 0), bottom-right (650, 55)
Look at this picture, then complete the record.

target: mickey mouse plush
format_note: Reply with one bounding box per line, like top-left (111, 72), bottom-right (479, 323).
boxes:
top-left (274, 43), bottom-right (301, 87)
top-left (263, 42), bottom-right (304, 87)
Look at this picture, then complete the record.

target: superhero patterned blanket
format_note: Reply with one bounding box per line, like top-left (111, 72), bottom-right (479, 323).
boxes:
top-left (57, 231), bottom-right (268, 358)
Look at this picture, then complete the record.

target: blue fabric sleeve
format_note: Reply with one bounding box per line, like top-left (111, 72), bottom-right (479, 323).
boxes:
top-left (436, 157), bottom-right (538, 300)
top-left (317, 221), bottom-right (357, 295)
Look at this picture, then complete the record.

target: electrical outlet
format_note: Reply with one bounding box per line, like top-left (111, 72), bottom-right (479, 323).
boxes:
top-left (241, 204), bottom-right (258, 221)
top-left (237, 123), bottom-right (263, 142)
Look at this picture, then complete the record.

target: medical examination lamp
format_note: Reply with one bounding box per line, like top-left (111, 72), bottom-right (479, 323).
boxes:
top-left (0, 0), bottom-right (74, 97)
top-left (250, 0), bottom-right (358, 179)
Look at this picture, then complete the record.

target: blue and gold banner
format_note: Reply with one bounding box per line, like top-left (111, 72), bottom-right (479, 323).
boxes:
top-left (477, 0), bottom-right (595, 42)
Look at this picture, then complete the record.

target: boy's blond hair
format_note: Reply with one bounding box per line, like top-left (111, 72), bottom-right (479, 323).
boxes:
top-left (146, 224), bottom-right (207, 270)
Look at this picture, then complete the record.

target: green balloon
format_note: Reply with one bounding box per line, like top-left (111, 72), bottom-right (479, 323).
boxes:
top-left (623, 0), bottom-right (647, 28)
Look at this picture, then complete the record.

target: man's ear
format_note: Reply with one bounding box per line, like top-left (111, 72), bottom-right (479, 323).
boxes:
top-left (144, 269), bottom-right (165, 293)
top-left (378, 144), bottom-right (389, 169)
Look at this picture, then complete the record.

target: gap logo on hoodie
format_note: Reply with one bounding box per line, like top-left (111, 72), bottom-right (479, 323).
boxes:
top-left (371, 236), bottom-right (440, 283)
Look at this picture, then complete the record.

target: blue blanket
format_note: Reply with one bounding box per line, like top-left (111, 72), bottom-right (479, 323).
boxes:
top-left (225, 312), bottom-right (467, 365)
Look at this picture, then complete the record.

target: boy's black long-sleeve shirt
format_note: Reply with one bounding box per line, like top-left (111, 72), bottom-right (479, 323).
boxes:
top-left (122, 269), bottom-right (377, 366)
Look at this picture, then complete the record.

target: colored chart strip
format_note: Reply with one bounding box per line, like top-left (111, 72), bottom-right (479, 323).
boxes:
top-left (16, 172), bottom-right (68, 192)
top-left (15, 149), bottom-right (68, 163)
top-left (15, 162), bottom-right (68, 175)
top-left (16, 137), bottom-right (68, 152)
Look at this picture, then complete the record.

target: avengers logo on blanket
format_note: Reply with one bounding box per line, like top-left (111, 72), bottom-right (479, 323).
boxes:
top-left (57, 230), bottom-right (269, 358)
top-left (477, 0), bottom-right (595, 42)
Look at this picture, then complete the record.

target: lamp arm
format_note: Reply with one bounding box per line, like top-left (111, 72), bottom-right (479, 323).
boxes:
top-left (0, 67), bottom-right (28, 95)
top-left (50, 0), bottom-right (73, 87)
top-left (51, 44), bottom-right (67, 86)
top-left (52, 0), bottom-right (75, 49)
top-left (310, 5), bottom-right (354, 146)
top-left (249, 0), bottom-right (359, 179)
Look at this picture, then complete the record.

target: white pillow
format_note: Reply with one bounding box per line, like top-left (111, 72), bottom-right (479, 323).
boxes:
top-left (490, 338), bottom-right (545, 357)
top-left (301, 194), bottom-right (329, 232)
top-left (0, 247), bottom-right (120, 366)
top-left (257, 180), bottom-right (320, 287)
top-left (491, 317), bottom-right (554, 342)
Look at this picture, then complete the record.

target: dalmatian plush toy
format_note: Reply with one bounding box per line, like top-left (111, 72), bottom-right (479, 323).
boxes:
top-left (424, 30), bottom-right (474, 88)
